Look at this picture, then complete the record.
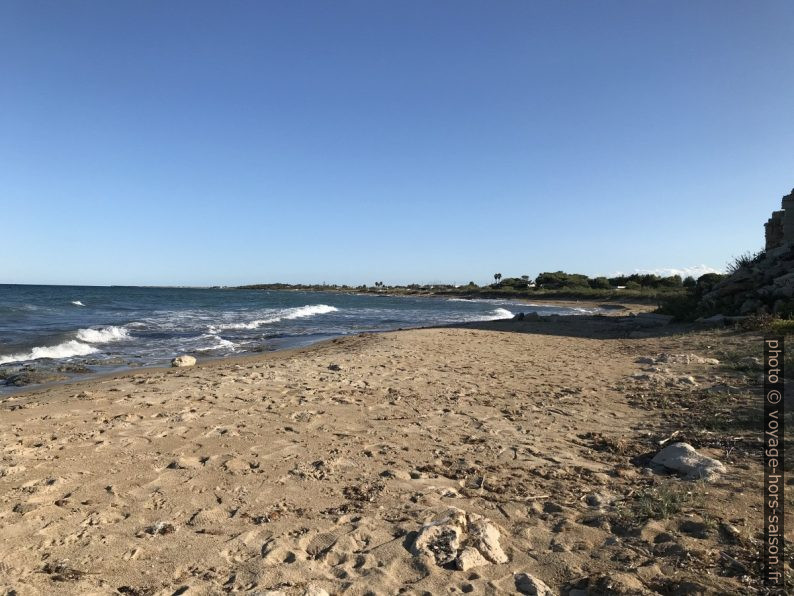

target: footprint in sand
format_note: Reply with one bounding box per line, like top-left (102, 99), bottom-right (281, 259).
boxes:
top-left (260, 537), bottom-right (299, 566)
top-left (122, 547), bottom-right (141, 561)
top-left (187, 506), bottom-right (233, 529)
top-left (165, 456), bottom-right (205, 470)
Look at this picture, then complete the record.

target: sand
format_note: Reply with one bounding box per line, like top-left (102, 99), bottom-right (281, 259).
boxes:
top-left (0, 318), bottom-right (787, 594)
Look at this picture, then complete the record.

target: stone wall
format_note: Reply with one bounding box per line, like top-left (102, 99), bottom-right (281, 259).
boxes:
top-left (765, 189), bottom-right (794, 250)
top-left (765, 211), bottom-right (784, 251)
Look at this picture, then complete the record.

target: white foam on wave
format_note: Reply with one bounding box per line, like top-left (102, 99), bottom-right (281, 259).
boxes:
top-left (0, 325), bottom-right (131, 365)
top-left (71, 300), bottom-right (85, 307)
top-left (212, 304), bottom-right (339, 331)
top-left (76, 326), bottom-right (130, 343)
top-left (197, 333), bottom-right (238, 352)
top-left (482, 307), bottom-right (514, 321)
top-left (283, 304), bottom-right (338, 319)
top-left (217, 315), bottom-right (282, 331)
top-left (0, 340), bottom-right (99, 365)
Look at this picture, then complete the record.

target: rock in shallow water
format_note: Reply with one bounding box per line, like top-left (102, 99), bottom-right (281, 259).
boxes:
top-left (651, 442), bottom-right (725, 481)
top-left (171, 355), bottom-right (196, 368)
top-left (2, 370), bottom-right (69, 387)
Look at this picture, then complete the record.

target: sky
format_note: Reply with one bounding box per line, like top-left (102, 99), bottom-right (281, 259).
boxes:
top-left (2, 1), bottom-right (793, 286)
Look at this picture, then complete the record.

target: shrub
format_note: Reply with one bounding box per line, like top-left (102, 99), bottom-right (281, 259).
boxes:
top-left (499, 277), bottom-right (529, 289)
top-left (696, 273), bottom-right (726, 292)
top-left (738, 313), bottom-right (777, 332)
top-left (617, 482), bottom-right (702, 527)
top-left (657, 292), bottom-right (700, 321)
top-left (589, 276), bottom-right (611, 290)
top-left (609, 273), bottom-right (681, 289)
top-left (535, 271), bottom-right (591, 289)
top-left (631, 483), bottom-right (698, 521)
top-left (727, 250), bottom-right (764, 275)
top-left (768, 319), bottom-right (794, 335)
top-left (658, 274), bottom-right (683, 288)
top-left (773, 299), bottom-right (794, 318)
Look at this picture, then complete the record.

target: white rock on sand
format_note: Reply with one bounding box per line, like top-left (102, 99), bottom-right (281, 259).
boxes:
top-left (655, 353), bottom-right (720, 365)
top-left (651, 442), bottom-right (726, 481)
top-left (456, 546), bottom-right (489, 571)
top-left (171, 354), bottom-right (196, 367)
top-left (467, 512), bottom-right (508, 564)
top-left (411, 508), bottom-right (466, 565)
top-left (515, 572), bottom-right (554, 595)
top-left (411, 507), bottom-right (508, 569)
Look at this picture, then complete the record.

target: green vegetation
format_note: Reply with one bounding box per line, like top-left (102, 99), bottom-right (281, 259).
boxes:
top-left (768, 318), bottom-right (794, 335)
top-left (734, 312), bottom-right (794, 336)
top-left (656, 272), bottom-right (728, 320)
top-left (239, 270), bottom-right (697, 303)
top-left (625, 482), bottom-right (702, 522)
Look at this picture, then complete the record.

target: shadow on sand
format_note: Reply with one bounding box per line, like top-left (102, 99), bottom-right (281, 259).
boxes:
top-left (443, 313), bottom-right (695, 340)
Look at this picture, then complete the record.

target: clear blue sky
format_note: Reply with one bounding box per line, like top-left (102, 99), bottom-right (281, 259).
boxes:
top-left (2, 1), bottom-right (793, 286)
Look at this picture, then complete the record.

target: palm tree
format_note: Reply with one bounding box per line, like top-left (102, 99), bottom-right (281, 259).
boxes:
top-left (494, 273), bottom-right (502, 285)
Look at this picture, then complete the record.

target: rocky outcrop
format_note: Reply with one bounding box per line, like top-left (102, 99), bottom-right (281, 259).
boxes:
top-left (695, 187), bottom-right (794, 317)
top-left (1, 369), bottom-right (68, 387)
top-left (698, 243), bottom-right (794, 316)
top-left (766, 188), bottom-right (794, 250)
top-left (766, 210), bottom-right (784, 251)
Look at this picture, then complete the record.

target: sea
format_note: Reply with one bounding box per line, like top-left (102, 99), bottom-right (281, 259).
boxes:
top-left (0, 285), bottom-right (598, 391)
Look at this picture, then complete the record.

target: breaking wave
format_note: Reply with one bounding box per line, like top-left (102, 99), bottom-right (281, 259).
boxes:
top-left (0, 340), bottom-right (99, 365)
top-left (71, 300), bottom-right (85, 307)
top-left (283, 304), bottom-right (338, 319)
top-left (482, 307), bottom-right (514, 320)
top-left (212, 304), bottom-right (339, 331)
top-left (0, 325), bottom-right (131, 365)
top-left (76, 326), bottom-right (130, 343)
top-left (197, 333), bottom-right (238, 352)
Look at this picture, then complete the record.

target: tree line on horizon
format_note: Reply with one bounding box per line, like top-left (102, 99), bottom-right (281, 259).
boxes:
top-left (484, 270), bottom-right (725, 292)
top-left (238, 270), bottom-right (726, 296)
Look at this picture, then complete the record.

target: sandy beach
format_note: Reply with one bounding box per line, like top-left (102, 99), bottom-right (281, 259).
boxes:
top-left (0, 316), bottom-right (786, 594)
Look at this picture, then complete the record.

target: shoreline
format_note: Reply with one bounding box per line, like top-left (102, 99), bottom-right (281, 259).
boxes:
top-left (0, 333), bottom-right (352, 404)
top-left (245, 287), bottom-right (667, 309)
top-left (0, 299), bottom-right (654, 398)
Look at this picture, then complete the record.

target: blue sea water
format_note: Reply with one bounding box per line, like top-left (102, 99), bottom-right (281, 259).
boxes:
top-left (0, 285), bottom-right (597, 387)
